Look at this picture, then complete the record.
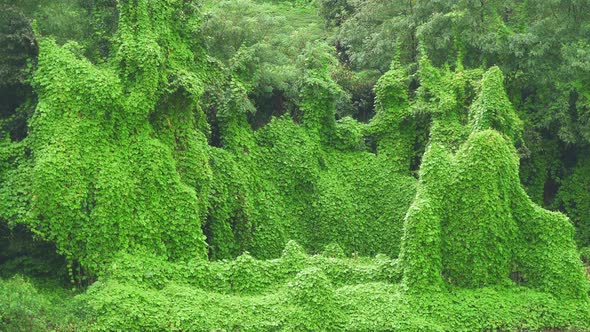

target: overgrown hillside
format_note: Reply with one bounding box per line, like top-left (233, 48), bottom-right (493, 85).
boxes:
top-left (1, 0), bottom-right (589, 330)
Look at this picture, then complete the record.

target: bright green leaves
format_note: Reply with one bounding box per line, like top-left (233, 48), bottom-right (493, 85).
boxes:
top-left (27, 0), bottom-right (212, 275)
top-left (287, 267), bottom-right (345, 330)
top-left (415, 55), bottom-right (470, 151)
top-left (400, 64), bottom-right (588, 299)
top-left (470, 66), bottom-right (523, 143)
top-left (199, 30), bottom-right (418, 261)
top-left (443, 130), bottom-right (519, 288)
top-left (116, 1), bottom-right (168, 123)
top-left (333, 116), bottom-right (365, 151)
top-left (370, 61), bottom-right (414, 172)
top-left (34, 39), bottom-right (122, 123)
top-left (205, 114), bottom-right (416, 260)
top-left (296, 42), bottom-right (342, 139)
top-left (81, 240), bottom-right (590, 331)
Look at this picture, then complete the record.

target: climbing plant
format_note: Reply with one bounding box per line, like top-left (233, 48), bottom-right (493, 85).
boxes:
top-left (1, 2), bottom-right (589, 331)
top-left (400, 65), bottom-right (588, 299)
top-left (27, 0), bottom-right (211, 275)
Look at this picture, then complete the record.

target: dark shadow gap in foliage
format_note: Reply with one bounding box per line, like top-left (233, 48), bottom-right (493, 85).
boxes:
top-left (248, 90), bottom-right (290, 130)
top-left (0, 223), bottom-right (67, 282)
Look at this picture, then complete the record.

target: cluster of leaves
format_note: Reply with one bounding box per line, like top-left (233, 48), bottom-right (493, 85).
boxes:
top-left (318, 0), bottom-right (590, 244)
top-left (1, 0), bottom-right (119, 59)
top-left (66, 242), bottom-right (590, 330)
top-left (1, 1), bottom-right (590, 330)
top-left (9, 0), bottom-right (212, 277)
top-left (554, 154), bottom-right (590, 248)
top-left (0, 0), bottom-right (418, 281)
top-left (205, 70), bottom-right (416, 259)
top-left (2, 241), bottom-right (588, 331)
top-left (0, 276), bottom-right (84, 331)
top-left (399, 62), bottom-right (588, 299)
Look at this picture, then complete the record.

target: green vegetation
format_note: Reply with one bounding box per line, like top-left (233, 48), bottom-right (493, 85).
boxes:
top-left (1, 0), bottom-right (590, 330)
top-left (401, 64), bottom-right (586, 299)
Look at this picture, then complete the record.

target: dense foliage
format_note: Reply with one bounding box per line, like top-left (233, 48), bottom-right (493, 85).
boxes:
top-left (400, 64), bottom-right (587, 299)
top-left (319, 0), bottom-right (590, 246)
top-left (1, 0), bottom-right (590, 330)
